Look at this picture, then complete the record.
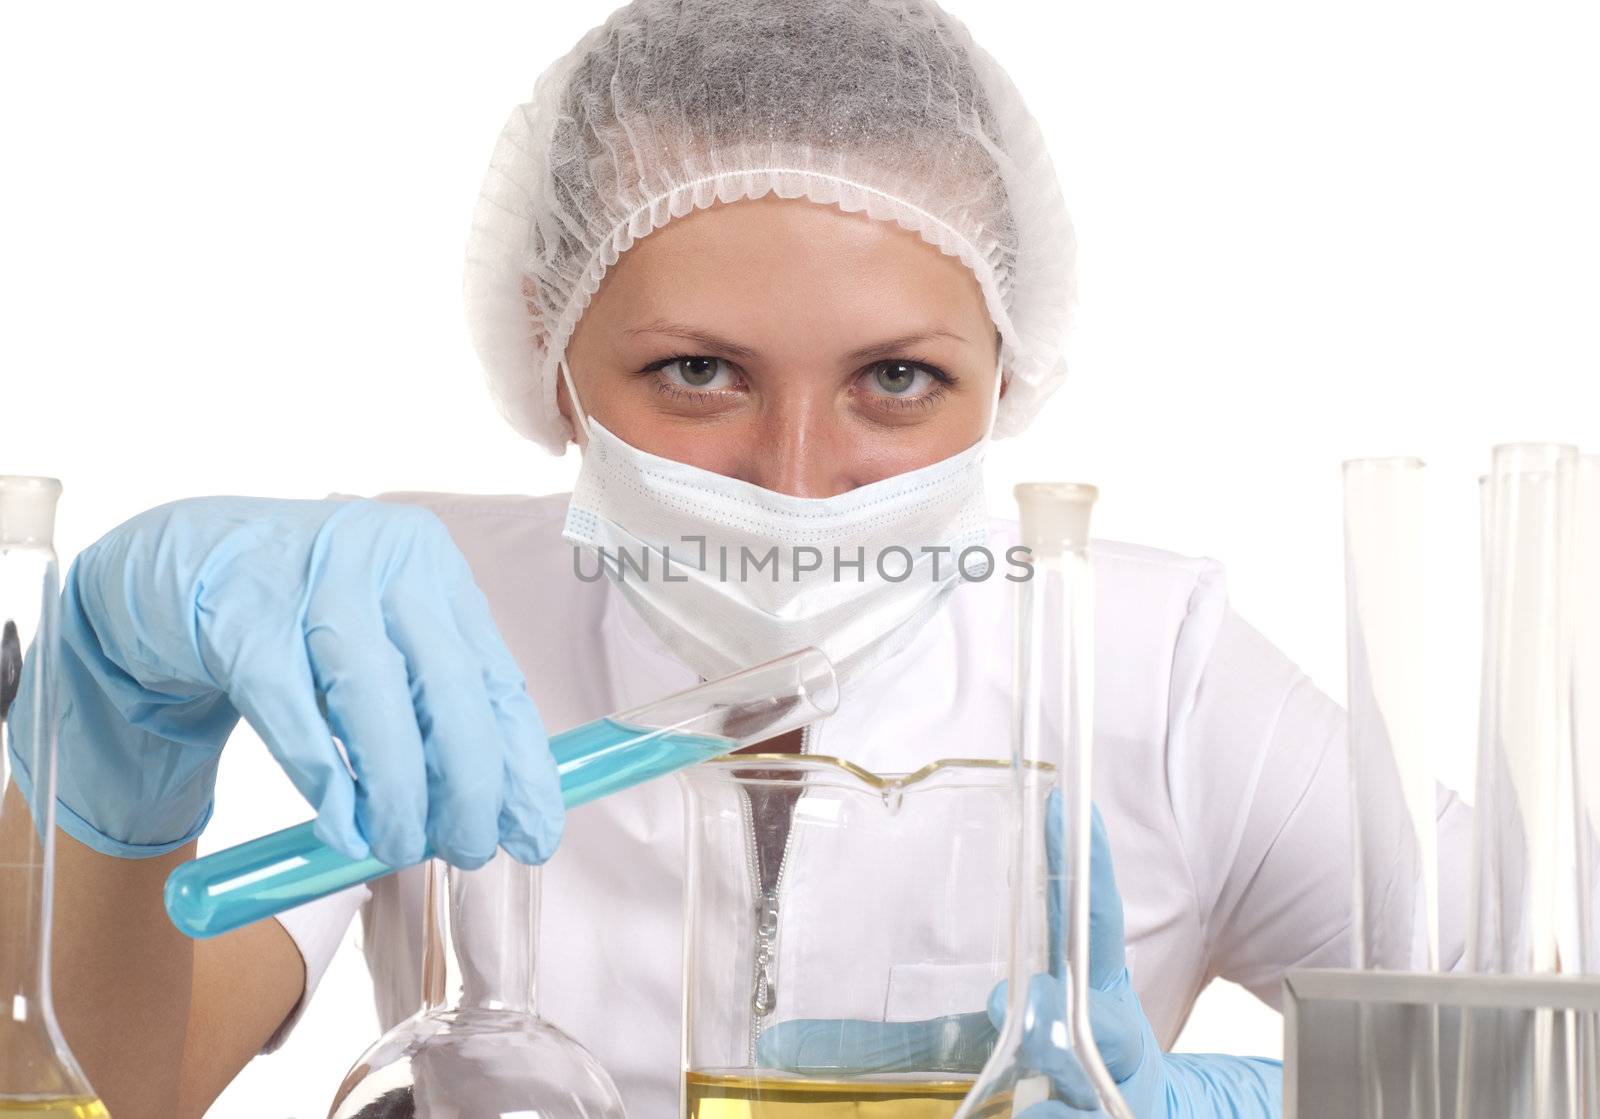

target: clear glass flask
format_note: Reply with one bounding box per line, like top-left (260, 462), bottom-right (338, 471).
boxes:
top-left (328, 853), bottom-right (625, 1119)
top-left (1342, 457), bottom-right (1438, 1119)
top-left (679, 754), bottom-right (1039, 1117)
top-left (1457, 443), bottom-right (1578, 1119)
top-left (954, 483), bottom-right (1132, 1119)
top-left (0, 476), bottom-right (105, 1118)
top-left (325, 649), bottom-right (839, 1119)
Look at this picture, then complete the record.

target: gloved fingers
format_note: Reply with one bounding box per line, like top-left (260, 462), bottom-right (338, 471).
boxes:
top-left (1086, 803), bottom-right (1126, 991)
top-left (302, 600), bottom-right (430, 869)
top-left (222, 630), bottom-right (365, 860)
top-left (449, 582), bottom-right (563, 865)
top-left (1044, 792), bottom-right (1128, 989)
top-left (987, 978), bottom-right (1009, 1028)
top-left (1046, 789), bottom-right (1064, 978)
top-left (755, 1013), bottom-right (996, 1077)
top-left (382, 586), bottom-right (506, 870)
top-left (987, 975), bottom-right (1102, 1109)
top-left (493, 696), bottom-right (562, 866)
top-left (1087, 982), bottom-right (1148, 1084)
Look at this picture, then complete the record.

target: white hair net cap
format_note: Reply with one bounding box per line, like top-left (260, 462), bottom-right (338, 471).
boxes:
top-left (464, 0), bottom-right (1077, 454)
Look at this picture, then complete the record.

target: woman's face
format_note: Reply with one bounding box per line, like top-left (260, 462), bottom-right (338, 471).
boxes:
top-left (559, 195), bottom-right (1001, 499)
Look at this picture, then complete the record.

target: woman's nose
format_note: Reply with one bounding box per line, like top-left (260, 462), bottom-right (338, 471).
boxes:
top-left (741, 409), bottom-right (855, 498)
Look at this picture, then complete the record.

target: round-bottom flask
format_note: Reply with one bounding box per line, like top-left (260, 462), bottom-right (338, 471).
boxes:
top-left (328, 855), bottom-right (625, 1119)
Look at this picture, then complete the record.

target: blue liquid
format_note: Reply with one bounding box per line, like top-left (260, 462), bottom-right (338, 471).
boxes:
top-left (164, 719), bottom-right (732, 939)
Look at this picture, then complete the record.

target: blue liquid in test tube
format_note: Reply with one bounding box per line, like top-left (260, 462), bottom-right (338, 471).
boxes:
top-left (164, 719), bottom-right (733, 939)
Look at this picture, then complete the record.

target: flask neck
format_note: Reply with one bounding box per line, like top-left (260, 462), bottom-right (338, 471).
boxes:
top-left (421, 855), bottom-right (541, 1015)
top-left (1, 700), bottom-right (92, 1097)
top-left (0, 791), bottom-right (54, 1010)
top-left (1, 564), bottom-right (62, 1023)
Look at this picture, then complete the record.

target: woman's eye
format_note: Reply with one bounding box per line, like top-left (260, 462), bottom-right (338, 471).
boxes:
top-left (865, 361), bottom-right (935, 397)
top-left (660, 356), bottom-right (733, 390)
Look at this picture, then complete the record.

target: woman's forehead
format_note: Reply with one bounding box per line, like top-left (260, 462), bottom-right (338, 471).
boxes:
top-left (586, 196), bottom-right (994, 337)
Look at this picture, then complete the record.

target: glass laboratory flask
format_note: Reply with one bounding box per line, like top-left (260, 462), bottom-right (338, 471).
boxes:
top-left (328, 853), bottom-right (626, 1119)
top-left (955, 483), bottom-right (1133, 1118)
top-left (679, 754), bottom-right (1049, 1118)
top-left (0, 476), bottom-right (105, 1118)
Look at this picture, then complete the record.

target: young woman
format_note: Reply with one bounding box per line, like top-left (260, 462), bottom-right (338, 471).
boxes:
top-left (7, 0), bottom-right (1469, 1115)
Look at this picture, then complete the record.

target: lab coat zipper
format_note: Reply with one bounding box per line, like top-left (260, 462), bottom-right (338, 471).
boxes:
top-left (738, 788), bottom-right (764, 1064)
top-left (743, 720), bottom-right (817, 1063)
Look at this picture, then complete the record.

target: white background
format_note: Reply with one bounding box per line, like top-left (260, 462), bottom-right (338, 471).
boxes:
top-left (3, 2), bottom-right (1599, 1115)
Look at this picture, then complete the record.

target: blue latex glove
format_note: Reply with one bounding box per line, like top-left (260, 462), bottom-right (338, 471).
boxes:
top-left (994, 795), bottom-right (1283, 1116)
top-left (5, 496), bottom-right (562, 869)
top-left (759, 793), bottom-right (1283, 1117)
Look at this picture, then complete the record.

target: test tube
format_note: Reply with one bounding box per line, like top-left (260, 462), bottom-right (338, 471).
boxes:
top-left (1458, 443), bottom-right (1578, 1119)
top-left (1469, 444), bottom-right (1575, 975)
top-left (1573, 456), bottom-right (1600, 972)
top-left (1572, 455), bottom-right (1600, 1113)
top-left (1344, 457), bottom-right (1436, 970)
top-left (1343, 458), bottom-right (1438, 1119)
top-left (165, 646), bottom-right (838, 939)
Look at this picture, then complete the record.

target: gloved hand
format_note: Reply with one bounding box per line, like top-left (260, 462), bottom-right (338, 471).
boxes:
top-left (991, 795), bottom-right (1283, 1117)
top-left (4, 496), bottom-right (562, 870)
top-left (758, 793), bottom-right (1283, 1117)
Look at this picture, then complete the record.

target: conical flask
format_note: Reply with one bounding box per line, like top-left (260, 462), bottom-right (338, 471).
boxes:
top-left (953, 483), bottom-right (1133, 1119)
top-left (0, 476), bottom-right (105, 1117)
top-left (327, 852), bottom-right (626, 1118)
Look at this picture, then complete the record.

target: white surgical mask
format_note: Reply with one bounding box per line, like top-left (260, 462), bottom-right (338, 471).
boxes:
top-left (560, 360), bottom-right (999, 688)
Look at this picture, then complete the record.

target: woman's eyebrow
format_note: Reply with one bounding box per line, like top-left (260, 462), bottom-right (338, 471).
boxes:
top-left (843, 329), bottom-right (970, 361)
top-left (623, 320), bottom-right (970, 362)
top-left (623, 321), bottom-right (760, 360)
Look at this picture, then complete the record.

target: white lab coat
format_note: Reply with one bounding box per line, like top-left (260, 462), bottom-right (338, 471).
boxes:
top-left (275, 490), bottom-right (1471, 1116)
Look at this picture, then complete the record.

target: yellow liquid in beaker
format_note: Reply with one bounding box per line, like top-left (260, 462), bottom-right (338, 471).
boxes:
top-left (685, 1070), bottom-right (980, 1117)
top-left (0, 1101), bottom-right (109, 1118)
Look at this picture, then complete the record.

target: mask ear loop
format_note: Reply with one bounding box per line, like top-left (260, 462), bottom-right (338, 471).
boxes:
top-left (558, 357), bottom-right (592, 442)
top-left (982, 352), bottom-right (1006, 443)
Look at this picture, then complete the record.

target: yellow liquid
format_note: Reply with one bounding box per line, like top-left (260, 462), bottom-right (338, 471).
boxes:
top-left (685, 1070), bottom-right (978, 1118)
top-left (0, 1102), bottom-right (109, 1118)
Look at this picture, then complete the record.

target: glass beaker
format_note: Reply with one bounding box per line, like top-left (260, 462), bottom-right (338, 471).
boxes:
top-left (679, 754), bottom-right (1047, 1117)
top-left (0, 476), bottom-right (105, 1117)
top-left (328, 852), bottom-right (626, 1119)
